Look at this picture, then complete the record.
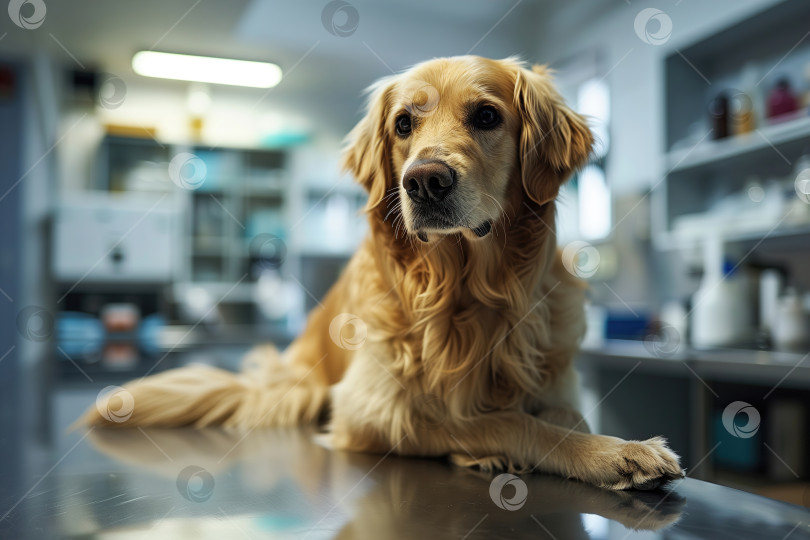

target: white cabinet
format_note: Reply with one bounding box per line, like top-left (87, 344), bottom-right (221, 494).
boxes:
top-left (53, 192), bottom-right (179, 283)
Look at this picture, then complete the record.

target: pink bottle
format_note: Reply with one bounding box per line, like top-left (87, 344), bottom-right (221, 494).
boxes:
top-left (766, 78), bottom-right (799, 120)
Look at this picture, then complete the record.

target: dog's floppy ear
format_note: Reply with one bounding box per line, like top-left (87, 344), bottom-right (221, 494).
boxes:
top-left (514, 64), bottom-right (593, 206)
top-left (341, 77), bottom-right (396, 212)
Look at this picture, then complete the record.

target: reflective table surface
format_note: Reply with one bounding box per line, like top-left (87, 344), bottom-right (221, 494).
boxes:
top-left (2, 420), bottom-right (809, 539)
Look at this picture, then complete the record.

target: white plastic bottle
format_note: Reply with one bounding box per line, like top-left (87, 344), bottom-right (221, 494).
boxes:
top-left (772, 288), bottom-right (809, 351)
top-left (691, 236), bottom-right (753, 348)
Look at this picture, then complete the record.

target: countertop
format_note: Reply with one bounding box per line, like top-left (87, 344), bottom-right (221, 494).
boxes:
top-left (579, 339), bottom-right (810, 387)
top-left (1, 344), bottom-right (808, 539)
top-left (2, 423), bottom-right (809, 539)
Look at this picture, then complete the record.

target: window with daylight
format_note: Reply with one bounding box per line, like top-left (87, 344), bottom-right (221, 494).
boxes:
top-left (554, 52), bottom-right (612, 243)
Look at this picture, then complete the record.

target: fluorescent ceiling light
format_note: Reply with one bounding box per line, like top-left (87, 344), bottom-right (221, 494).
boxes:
top-left (132, 51), bottom-right (282, 88)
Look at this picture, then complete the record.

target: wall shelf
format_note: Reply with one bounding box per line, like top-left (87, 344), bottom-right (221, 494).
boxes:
top-left (656, 222), bottom-right (810, 251)
top-left (667, 114), bottom-right (810, 174)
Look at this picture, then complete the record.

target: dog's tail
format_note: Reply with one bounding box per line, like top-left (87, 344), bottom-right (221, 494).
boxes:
top-left (78, 346), bottom-right (330, 429)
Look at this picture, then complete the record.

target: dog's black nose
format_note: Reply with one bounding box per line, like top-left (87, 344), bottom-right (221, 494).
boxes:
top-left (404, 160), bottom-right (456, 203)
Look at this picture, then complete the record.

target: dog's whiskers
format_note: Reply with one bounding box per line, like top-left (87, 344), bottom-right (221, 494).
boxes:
top-left (382, 187), bottom-right (400, 203)
top-left (392, 213), bottom-right (408, 240)
top-left (384, 201), bottom-right (402, 224)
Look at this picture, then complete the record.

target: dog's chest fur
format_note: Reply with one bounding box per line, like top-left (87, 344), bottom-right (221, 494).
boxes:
top-left (350, 216), bottom-right (571, 415)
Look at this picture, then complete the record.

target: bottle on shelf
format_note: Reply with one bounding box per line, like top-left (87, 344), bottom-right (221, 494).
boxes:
top-left (730, 90), bottom-right (755, 135)
top-left (787, 151), bottom-right (810, 224)
top-left (739, 63), bottom-right (763, 132)
top-left (691, 236), bottom-right (753, 348)
top-left (766, 78), bottom-right (799, 121)
top-left (772, 287), bottom-right (809, 351)
top-left (757, 268), bottom-right (783, 348)
top-left (709, 93), bottom-right (730, 139)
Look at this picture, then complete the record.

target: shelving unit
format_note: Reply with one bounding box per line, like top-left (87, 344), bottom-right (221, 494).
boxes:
top-left (87, 134), bottom-right (368, 332)
top-left (643, 0), bottom-right (810, 503)
top-left (655, 0), bottom-right (810, 250)
top-left (96, 135), bottom-right (171, 192)
top-left (174, 145), bottom-right (289, 285)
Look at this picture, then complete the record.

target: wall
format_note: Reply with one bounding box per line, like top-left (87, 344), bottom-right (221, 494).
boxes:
top-left (0, 61), bottom-right (24, 538)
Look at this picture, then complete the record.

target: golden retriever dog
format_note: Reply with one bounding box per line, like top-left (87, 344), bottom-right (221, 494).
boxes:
top-left (83, 56), bottom-right (684, 491)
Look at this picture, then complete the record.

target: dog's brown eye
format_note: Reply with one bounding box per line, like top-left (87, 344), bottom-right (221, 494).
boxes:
top-left (395, 115), bottom-right (412, 136)
top-left (473, 106), bottom-right (501, 130)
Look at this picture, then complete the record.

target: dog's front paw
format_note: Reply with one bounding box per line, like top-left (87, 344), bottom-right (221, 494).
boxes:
top-left (605, 436), bottom-right (684, 490)
top-left (584, 436), bottom-right (684, 491)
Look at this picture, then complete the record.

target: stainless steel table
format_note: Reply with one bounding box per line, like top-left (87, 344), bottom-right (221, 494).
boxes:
top-left (2, 424), bottom-right (809, 539)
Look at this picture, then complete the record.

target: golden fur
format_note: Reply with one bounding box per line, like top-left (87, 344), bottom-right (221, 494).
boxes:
top-left (83, 56), bottom-right (684, 490)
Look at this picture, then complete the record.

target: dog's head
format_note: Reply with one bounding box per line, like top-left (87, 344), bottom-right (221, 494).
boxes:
top-left (342, 56), bottom-right (593, 243)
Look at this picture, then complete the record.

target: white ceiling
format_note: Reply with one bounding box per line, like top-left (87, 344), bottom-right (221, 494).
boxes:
top-left (0, 0), bottom-right (611, 135)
